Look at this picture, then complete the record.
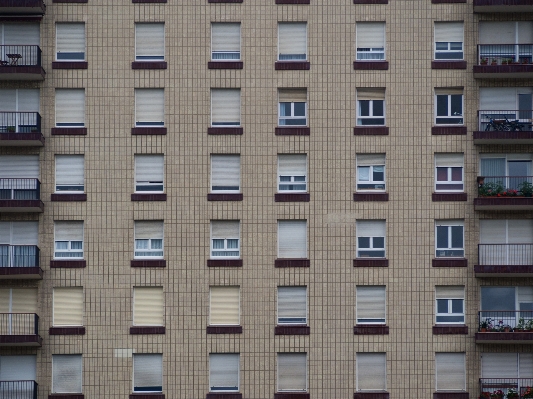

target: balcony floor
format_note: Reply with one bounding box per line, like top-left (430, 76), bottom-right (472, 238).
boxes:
top-left (0, 0), bottom-right (46, 14)
top-left (475, 331), bottom-right (533, 344)
top-left (475, 264), bottom-right (533, 277)
top-left (473, 65), bottom-right (533, 78)
top-left (474, 197), bottom-right (533, 211)
top-left (0, 132), bottom-right (44, 146)
top-left (0, 66), bottom-right (45, 81)
top-left (0, 266), bottom-right (43, 279)
top-left (0, 200), bottom-right (44, 212)
top-left (0, 334), bottom-right (42, 347)
top-left (473, 131), bottom-right (533, 145)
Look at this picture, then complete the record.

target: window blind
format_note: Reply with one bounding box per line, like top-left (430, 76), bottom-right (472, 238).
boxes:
top-left (211, 155), bottom-right (240, 192)
top-left (210, 354), bottom-right (239, 390)
top-left (357, 154), bottom-right (385, 166)
top-left (17, 89), bottom-right (40, 113)
top-left (0, 355), bottom-right (36, 381)
top-left (55, 221), bottom-right (84, 242)
top-left (278, 287), bottom-right (307, 324)
top-left (134, 354), bottom-right (163, 391)
top-left (211, 221), bottom-right (240, 239)
top-left (135, 155), bottom-right (164, 184)
top-left (211, 89), bottom-right (240, 126)
top-left (277, 353), bottom-right (307, 391)
top-left (56, 155), bottom-right (84, 187)
top-left (278, 23), bottom-right (307, 59)
top-left (278, 88), bottom-right (307, 103)
top-left (520, 354), bottom-right (533, 378)
top-left (278, 220), bottom-right (307, 258)
top-left (133, 287), bottom-right (164, 326)
top-left (53, 287), bottom-right (83, 326)
top-left (435, 353), bottom-right (465, 391)
top-left (482, 353), bottom-right (518, 378)
top-left (0, 221), bottom-right (38, 245)
top-left (278, 154), bottom-right (307, 176)
top-left (135, 89), bottom-right (164, 125)
top-left (356, 220), bottom-right (385, 237)
top-left (479, 88), bottom-right (516, 111)
top-left (434, 22), bottom-right (463, 43)
top-left (518, 22), bottom-right (533, 44)
top-left (356, 286), bottom-right (386, 322)
top-left (56, 23), bottom-right (85, 60)
top-left (135, 23), bottom-right (165, 60)
top-left (480, 220), bottom-right (506, 244)
top-left (357, 353), bottom-right (386, 391)
top-left (356, 22), bottom-right (385, 48)
top-left (479, 22), bottom-right (515, 45)
top-left (56, 89), bottom-right (85, 126)
top-left (10, 288), bottom-right (37, 314)
top-left (2, 23), bottom-right (39, 46)
top-left (212, 23), bottom-right (240, 54)
top-left (435, 286), bottom-right (464, 299)
top-left (434, 87), bottom-right (463, 96)
top-left (435, 153), bottom-right (463, 167)
top-left (0, 155), bottom-right (39, 178)
top-left (52, 354), bottom-right (82, 393)
top-left (508, 220), bottom-right (533, 244)
top-left (135, 221), bottom-right (164, 240)
top-left (210, 286), bottom-right (240, 325)
top-left (518, 287), bottom-right (533, 304)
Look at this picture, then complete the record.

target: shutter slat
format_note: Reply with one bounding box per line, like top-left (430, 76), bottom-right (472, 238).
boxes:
top-left (211, 221), bottom-right (240, 238)
top-left (278, 220), bottom-right (307, 258)
top-left (357, 286), bottom-right (386, 321)
top-left (479, 22), bottom-right (516, 45)
top-left (53, 287), bottom-right (83, 326)
top-left (356, 22), bottom-right (385, 48)
top-left (4, 23), bottom-right (39, 45)
top-left (134, 287), bottom-right (164, 326)
top-left (56, 23), bottom-right (85, 58)
top-left (357, 154), bottom-right (386, 166)
top-left (135, 89), bottom-right (164, 125)
top-left (210, 286), bottom-right (240, 325)
top-left (11, 288), bottom-right (37, 313)
top-left (479, 88), bottom-right (517, 111)
top-left (278, 88), bottom-right (307, 102)
top-left (357, 220), bottom-right (386, 237)
top-left (211, 155), bottom-right (240, 191)
top-left (436, 353), bottom-right (465, 390)
top-left (0, 155), bottom-right (39, 178)
top-left (435, 153), bottom-right (463, 167)
top-left (357, 353), bottom-right (386, 391)
top-left (435, 22), bottom-right (463, 43)
top-left (278, 154), bottom-right (306, 176)
top-left (135, 155), bottom-right (164, 182)
top-left (212, 23), bottom-right (240, 53)
top-left (17, 89), bottom-right (39, 112)
top-left (11, 222), bottom-right (38, 245)
top-left (435, 286), bottom-right (464, 299)
top-left (278, 287), bottom-right (306, 322)
top-left (134, 354), bottom-right (162, 389)
top-left (135, 221), bottom-right (164, 240)
top-left (482, 353), bottom-right (518, 378)
top-left (210, 354), bottom-right (239, 389)
top-left (0, 355), bottom-right (36, 381)
top-left (135, 23), bottom-right (165, 59)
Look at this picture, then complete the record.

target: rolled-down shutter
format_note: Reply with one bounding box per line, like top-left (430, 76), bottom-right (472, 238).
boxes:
top-left (278, 353), bottom-right (307, 391)
top-left (135, 23), bottom-right (164, 60)
top-left (357, 154), bottom-right (386, 166)
top-left (55, 89), bottom-right (85, 126)
top-left (210, 286), bottom-right (240, 325)
top-left (356, 220), bottom-right (386, 237)
top-left (278, 88), bottom-right (307, 103)
top-left (357, 353), bottom-right (386, 391)
top-left (56, 155), bottom-right (84, 187)
top-left (278, 23), bottom-right (306, 58)
top-left (356, 286), bottom-right (386, 322)
top-left (435, 353), bottom-right (465, 391)
top-left (3, 23), bottom-right (39, 46)
top-left (135, 221), bottom-right (164, 240)
top-left (53, 287), bottom-right (83, 326)
top-left (10, 222), bottom-right (38, 245)
top-left (278, 287), bottom-right (306, 323)
top-left (211, 155), bottom-right (240, 191)
top-left (11, 288), bottom-right (37, 313)
top-left (435, 153), bottom-right (463, 167)
top-left (479, 88), bottom-right (516, 112)
top-left (435, 286), bottom-right (464, 300)
top-left (210, 354), bottom-right (239, 390)
top-left (278, 154), bottom-right (306, 176)
top-left (134, 354), bottom-right (162, 391)
top-left (56, 23), bottom-right (85, 60)
top-left (482, 353), bottom-right (517, 378)
top-left (135, 155), bottom-right (164, 183)
top-left (17, 89), bottom-right (40, 113)
top-left (211, 221), bottom-right (239, 239)
top-left (0, 155), bottom-right (39, 178)
top-left (211, 89), bottom-right (240, 126)
top-left (0, 355), bottom-right (36, 380)
top-left (52, 354), bottom-right (82, 393)
top-left (479, 22), bottom-right (515, 45)
top-left (356, 22), bottom-right (385, 48)
top-left (278, 220), bottom-right (307, 258)
top-left (212, 23), bottom-right (240, 54)
top-left (135, 89), bottom-right (164, 125)
top-left (434, 22), bottom-right (463, 43)
top-left (55, 221), bottom-right (84, 242)
top-left (134, 287), bottom-right (164, 326)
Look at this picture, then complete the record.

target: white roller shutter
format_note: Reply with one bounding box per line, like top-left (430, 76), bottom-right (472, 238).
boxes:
top-left (0, 355), bottom-right (36, 380)
top-left (55, 221), bottom-right (84, 242)
top-left (518, 22), bottom-right (533, 44)
top-left (3, 23), bottom-right (39, 46)
top-left (278, 353), bottom-right (307, 391)
top-left (480, 88), bottom-right (517, 111)
top-left (135, 155), bottom-right (164, 184)
top-left (357, 353), bottom-right (386, 391)
top-left (357, 154), bottom-right (386, 166)
top-left (55, 89), bottom-right (84, 126)
top-left (135, 221), bottom-right (164, 240)
top-left (212, 23), bottom-right (240, 55)
top-left (435, 286), bottom-right (464, 299)
top-left (278, 287), bottom-right (307, 324)
top-left (278, 154), bottom-right (307, 176)
top-left (211, 89), bottom-right (240, 126)
top-left (210, 354), bottom-right (239, 390)
top-left (56, 155), bottom-right (84, 188)
top-left (482, 353), bottom-right (517, 378)
top-left (135, 89), bottom-right (164, 125)
top-left (509, 220), bottom-right (533, 243)
top-left (53, 287), bottom-right (83, 326)
top-left (278, 88), bottom-right (307, 102)
top-left (10, 288), bottom-right (37, 314)
top-left (17, 90), bottom-right (39, 113)
top-left (0, 155), bottom-right (39, 178)
top-left (356, 286), bottom-right (386, 323)
top-left (435, 22), bottom-right (463, 43)
top-left (211, 221), bottom-right (239, 239)
top-left (357, 220), bottom-right (386, 237)
top-left (134, 354), bottom-right (162, 391)
top-left (436, 353), bottom-right (465, 391)
top-left (52, 355), bottom-right (82, 393)
top-left (0, 222), bottom-right (9, 243)
top-left (520, 354), bottom-right (533, 378)
top-left (356, 22), bottom-right (385, 48)
top-left (211, 155), bottom-right (240, 192)
top-left (278, 23), bottom-right (307, 59)
top-left (133, 287), bottom-right (164, 326)
top-left (135, 23), bottom-right (164, 60)
top-left (0, 89), bottom-right (16, 111)
top-left (435, 153), bottom-right (463, 167)
top-left (210, 286), bottom-right (240, 325)
top-left (278, 220), bottom-right (307, 258)
top-left (11, 222), bottom-right (38, 245)
top-left (56, 23), bottom-right (85, 59)
top-left (479, 22), bottom-right (515, 45)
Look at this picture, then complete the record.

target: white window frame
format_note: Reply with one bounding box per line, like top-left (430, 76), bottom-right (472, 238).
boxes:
top-left (356, 154), bottom-right (385, 191)
top-left (278, 89), bottom-right (307, 127)
top-left (435, 90), bottom-right (463, 125)
top-left (356, 220), bottom-right (386, 258)
top-left (209, 353), bottom-right (240, 392)
top-left (356, 22), bottom-right (386, 61)
top-left (277, 286), bottom-right (307, 325)
top-left (356, 353), bottom-right (387, 392)
top-left (211, 221), bottom-right (240, 259)
top-left (56, 23), bottom-right (85, 61)
top-left (54, 221), bottom-right (84, 259)
top-left (278, 22), bottom-right (307, 61)
top-left (435, 220), bottom-right (464, 258)
top-left (357, 99), bottom-right (385, 126)
top-left (279, 101), bottom-right (307, 126)
top-left (435, 286), bottom-right (465, 325)
top-left (135, 23), bottom-right (165, 61)
top-left (435, 153), bottom-right (464, 192)
top-left (134, 221), bottom-right (164, 259)
top-left (434, 22), bottom-right (464, 61)
top-left (356, 285), bottom-right (386, 325)
top-left (52, 354), bottom-right (83, 394)
top-left (211, 23), bottom-right (241, 61)
top-left (277, 353), bottom-right (308, 392)
top-left (435, 353), bottom-right (466, 392)
top-left (133, 353), bottom-right (163, 393)
top-left (55, 89), bottom-right (85, 127)
top-left (278, 154), bottom-right (307, 193)
top-left (135, 88), bottom-right (165, 127)
top-left (134, 154), bottom-right (164, 193)
top-left (55, 155), bottom-right (84, 193)
top-left (211, 154), bottom-right (240, 193)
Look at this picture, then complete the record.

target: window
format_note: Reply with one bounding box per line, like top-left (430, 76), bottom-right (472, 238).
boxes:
top-left (55, 89), bottom-right (85, 127)
top-left (209, 286), bottom-right (240, 325)
top-left (55, 155), bottom-right (84, 192)
top-left (134, 221), bottom-right (164, 258)
top-left (356, 220), bottom-right (386, 258)
top-left (211, 89), bottom-right (240, 127)
top-left (278, 154), bottom-right (307, 192)
top-left (481, 353), bottom-right (533, 392)
top-left (134, 154), bottom-right (164, 193)
top-left (434, 22), bottom-right (464, 60)
top-left (211, 221), bottom-right (240, 258)
top-left (53, 287), bottom-right (83, 326)
top-left (435, 353), bottom-right (465, 391)
top-left (54, 221), bottom-right (84, 259)
top-left (435, 153), bottom-right (463, 192)
top-left (56, 23), bottom-right (85, 61)
top-left (356, 22), bottom-right (385, 60)
top-left (212, 23), bottom-right (240, 60)
top-left (277, 287), bottom-right (307, 325)
top-left (278, 89), bottom-right (307, 126)
top-left (357, 88), bottom-right (385, 126)
top-left (0, 222), bottom-right (38, 267)
top-left (277, 353), bottom-right (307, 392)
top-left (479, 22), bottom-right (533, 64)
top-left (435, 220), bottom-right (464, 258)
top-left (479, 88), bottom-right (533, 128)
top-left (0, 356), bottom-right (36, 394)
top-left (210, 354), bottom-right (239, 392)
top-left (356, 286), bottom-right (386, 324)
top-left (0, 288), bottom-right (38, 323)
top-left (356, 353), bottom-right (386, 391)
top-left (211, 155), bottom-right (240, 193)
top-left (435, 89), bottom-right (463, 125)
top-left (481, 286), bottom-right (533, 316)
top-left (278, 22), bottom-right (307, 61)
top-left (356, 154), bottom-right (385, 191)
top-left (133, 287), bottom-right (164, 326)
top-left (135, 23), bottom-right (164, 61)
top-left (278, 220), bottom-right (307, 259)
top-left (0, 89), bottom-right (39, 133)
top-left (133, 354), bottom-right (162, 392)
top-left (52, 355), bottom-right (82, 393)
top-left (435, 286), bottom-right (464, 324)
top-left (479, 219), bottom-right (533, 265)
top-left (479, 153), bottom-right (533, 192)
top-left (135, 89), bottom-right (164, 127)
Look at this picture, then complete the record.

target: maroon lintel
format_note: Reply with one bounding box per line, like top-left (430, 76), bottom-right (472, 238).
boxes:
top-left (208, 0), bottom-right (242, 3)
top-left (353, 61), bottom-right (389, 70)
top-left (0, 334), bottom-right (42, 345)
top-left (0, 266), bottom-right (43, 278)
top-left (49, 327), bottom-right (86, 335)
top-left (132, 61), bottom-right (167, 70)
top-left (432, 325), bottom-right (468, 335)
top-left (208, 127), bottom-right (243, 135)
top-left (473, 64), bottom-right (533, 75)
top-left (275, 325), bottom-right (310, 335)
top-left (275, 127), bottom-right (310, 136)
top-left (275, 61), bottom-right (310, 70)
top-left (353, 259), bottom-right (388, 267)
top-left (206, 326), bottom-right (243, 334)
top-left (431, 126), bottom-right (467, 135)
top-left (52, 62), bottom-right (88, 69)
top-left (474, 264), bottom-right (533, 275)
top-left (207, 259), bottom-right (243, 267)
top-left (131, 127), bottom-right (167, 135)
top-left (276, 0), bottom-right (310, 3)
top-left (432, 259), bottom-right (467, 267)
top-left (432, 0), bottom-right (465, 2)
top-left (130, 260), bottom-right (166, 267)
top-left (431, 61), bottom-right (467, 70)
top-left (353, 325), bottom-right (389, 335)
top-left (432, 193), bottom-right (467, 202)
top-left (131, 194), bottom-right (167, 201)
top-left (0, 199), bottom-right (44, 211)
top-left (353, 127), bottom-right (389, 135)
top-left (275, 259), bottom-right (310, 268)
top-left (132, 0), bottom-right (167, 2)
top-left (50, 260), bottom-right (86, 268)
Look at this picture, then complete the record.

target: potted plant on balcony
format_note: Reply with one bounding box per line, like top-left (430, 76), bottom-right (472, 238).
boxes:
top-left (491, 59), bottom-right (498, 66)
top-left (526, 319), bottom-right (533, 331)
top-left (491, 390), bottom-right (505, 399)
top-left (479, 319), bottom-right (489, 332)
top-left (480, 393), bottom-right (491, 399)
top-left (6, 126), bottom-right (15, 133)
top-left (481, 58), bottom-right (489, 65)
top-left (515, 317), bottom-right (526, 331)
top-left (502, 324), bottom-right (512, 332)
top-left (519, 181), bottom-right (533, 197)
top-left (523, 387), bottom-right (533, 398)
top-left (507, 389), bottom-right (519, 399)
top-left (479, 181), bottom-right (504, 197)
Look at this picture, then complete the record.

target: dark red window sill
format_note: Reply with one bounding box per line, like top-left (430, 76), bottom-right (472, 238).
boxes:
top-left (431, 126), bottom-right (467, 135)
top-left (207, 193), bottom-right (243, 201)
top-left (353, 61), bottom-right (388, 70)
top-left (275, 259), bottom-right (310, 268)
top-left (131, 260), bottom-right (166, 267)
top-left (433, 0), bottom-right (465, 2)
top-left (354, 325), bottom-right (389, 335)
top-left (275, 193), bottom-right (310, 202)
top-left (50, 260), bottom-right (86, 268)
top-left (353, 193), bottom-right (388, 201)
top-left (354, 127), bottom-right (389, 135)
top-left (131, 193), bottom-right (167, 201)
top-left (132, 0), bottom-right (167, 2)
top-left (130, 326), bottom-right (165, 334)
top-left (276, 0), bottom-right (310, 3)
top-left (49, 327), bottom-right (86, 335)
top-left (51, 194), bottom-right (87, 202)
top-left (132, 61), bottom-right (167, 69)
top-left (275, 61), bottom-right (310, 70)
top-left (275, 127), bottom-right (310, 136)
top-left (431, 61), bottom-right (466, 70)
top-left (208, 0), bottom-right (242, 2)
top-left (354, 394), bottom-right (389, 399)
top-left (207, 259), bottom-right (243, 267)
top-left (432, 193), bottom-right (467, 202)
top-left (353, 259), bottom-right (388, 267)
top-left (52, 62), bottom-right (88, 69)
top-left (130, 395), bottom-right (165, 399)
top-left (353, 0), bottom-right (387, 3)
top-left (206, 326), bottom-right (243, 334)
top-left (432, 259), bottom-right (467, 267)
top-left (206, 394), bottom-right (242, 399)
top-left (53, 0), bottom-right (87, 2)
top-left (433, 393), bottom-right (469, 399)
top-left (275, 394), bottom-right (310, 399)
top-left (208, 61), bottom-right (243, 69)
top-left (49, 395), bottom-right (85, 399)
top-left (208, 127), bottom-right (243, 135)
top-left (432, 325), bottom-right (468, 335)
top-left (275, 325), bottom-right (310, 335)
top-left (131, 127), bottom-right (167, 135)
top-left (51, 127), bottom-right (87, 135)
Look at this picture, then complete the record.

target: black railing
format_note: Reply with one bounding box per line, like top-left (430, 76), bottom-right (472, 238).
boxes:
top-left (480, 378), bottom-right (533, 399)
top-left (478, 244), bottom-right (533, 265)
top-left (0, 112), bottom-right (41, 134)
top-left (0, 178), bottom-right (40, 200)
top-left (478, 310), bottom-right (533, 331)
top-left (478, 110), bottom-right (533, 131)
top-left (477, 175), bottom-right (533, 197)
top-left (478, 44), bottom-right (533, 65)
top-left (0, 245), bottom-right (39, 267)
top-left (0, 313), bottom-right (39, 335)
top-left (0, 380), bottom-right (37, 399)
top-left (0, 45), bottom-right (41, 67)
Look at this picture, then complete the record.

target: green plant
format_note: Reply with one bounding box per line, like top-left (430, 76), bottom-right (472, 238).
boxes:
top-left (6, 126), bottom-right (15, 132)
top-left (517, 317), bottom-right (526, 330)
top-left (480, 319), bottom-right (489, 329)
top-left (507, 388), bottom-right (519, 398)
top-left (479, 181), bottom-right (504, 197)
top-left (524, 387), bottom-right (533, 398)
top-left (519, 181), bottom-right (533, 197)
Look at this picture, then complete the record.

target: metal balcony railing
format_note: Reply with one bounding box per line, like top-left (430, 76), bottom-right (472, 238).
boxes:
top-left (0, 179), bottom-right (40, 200)
top-left (0, 112), bottom-right (41, 134)
top-left (477, 176), bottom-right (533, 197)
top-left (478, 244), bottom-right (533, 265)
top-left (478, 110), bottom-right (533, 131)
top-left (0, 380), bottom-right (37, 399)
top-left (0, 45), bottom-right (41, 67)
top-left (478, 44), bottom-right (533, 65)
top-left (479, 378), bottom-right (533, 399)
top-left (0, 245), bottom-right (39, 268)
top-left (478, 310), bottom-right (533, 331)
top-left (0, 313), bottom-right (39, 335)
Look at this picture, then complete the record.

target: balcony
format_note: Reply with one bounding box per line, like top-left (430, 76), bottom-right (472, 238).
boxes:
top-left (0, 0), bottom-right (45, 14)
top-left (0, 245), bottom-right (42, 279)
top-left (474, 110), bottom-right (533, 144)
top-left (475, 244), bottom-right (533, 276)
top-left (474, 45), bottom-right (533, 78)
top-left (476, 311), bottom-right (533, 343)
top-left (0, 46), bottom-right (45, 80)
top-left (0, 112), bottom-right (43, 146)
top-left (480, 379), bottom-right (533, 399)
top-left (0, 380), bottom-right (38, 399)
top-left (0, 179), bottom-right (43, 212)
top-left (473, 0), bottom-right (533, 13)
top-left (0, 313), bottom-right (42, 346)
top-left (475, 176), bottom-right (533, 211)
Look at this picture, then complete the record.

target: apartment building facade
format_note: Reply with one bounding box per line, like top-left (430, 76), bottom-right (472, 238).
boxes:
top-left (1, 0), bottom-right (533, 398)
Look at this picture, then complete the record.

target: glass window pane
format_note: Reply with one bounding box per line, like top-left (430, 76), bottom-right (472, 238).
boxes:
top-left (436, 226), bottom-right (448, 248)
top-left (435, 42), bottom-right (448, 50)
top-left (373, 166), bottom-right (384, 182)
top-left (451, 299), bottom-right (463, 313)
top-left (358, 166), bottom-right (370, 181)
top-left (280, 103), bottom-right (291, 117)
top-left (436, 95), bottom-right (448, 117)
top-left (437, 299), bottom-right (448, 314)
top-left (373, 237), bottom-right (385, 249)
top-left (450, 42), bottom-right (462, 50)
top-left (372, 100), bottom-right (384, 117)
top-left (450, 95), bottom-right (462, 116)
top-left (151, 239), bottom-right (163, 249)
top-left (358, 237), bottom-right (370, 249)
top-left (294, 102), bottom-right (306, 116)
top-left (212, 239), bottom-right (224, 249)
top-left (481, 287), bottom-right (515, 310)
top-left (71, 241), bottom-right (82, 249)
top-left (451, 167), bottom-right (462, 182)
top-left (135, 239), bottom-right (149, 249)
top-left (227, 239), bottom-right (238, 249)
top-left (359, 100), bottom-right (370, 116)
top-left (56, 241), bottom-right (68, 250)
top-left (436, 167), bottom-right (448, 182)
top-left (451, 226), bottom-right (463, 248)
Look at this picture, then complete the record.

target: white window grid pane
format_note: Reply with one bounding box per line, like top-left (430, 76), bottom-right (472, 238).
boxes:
top-left (134, 238), bottom-right (163, 258)
top-left (436, 298), bottom-right (465, 324)
top-left (279, 102), bottom-right (307, 126)
top-left (54, 240), bottom-right (83, 258)
top-left (357, 100), bottom-right (385, 126)
top-left (211, 238), bottom-right (240, 258)
top-left (435, 94), bottom-right (463, 125)
top-left (357, 165), bottom-right (385, 191)
top-left (435, 166), bottom-right (464, 192)
top-left (436, 222), bottom-right (464, 258)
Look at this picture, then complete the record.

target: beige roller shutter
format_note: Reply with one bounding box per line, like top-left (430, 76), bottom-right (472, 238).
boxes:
top-left (278, 23), bottom-right (307, 59)
top-left (53, 287), bottom-right (83, 326)
top-left (209, 286), bottom-right (240, 325)
top-left (55, 221), bottom-right (83, 242)
top-left (278, 88), bottom-right (307, 102)
top-left (357, 353), bottom-right (386, 391)
top-left (133, 287), bottom-right (164, 326)
top-left (135, 23), bottom-right (165, 60)
top-left (211, 89), bottom-right (240, 126)
top-left (134, 221), bottom-right (164, 240)
top-left (278, 220), bottom-right (307, 258)
top-left (277, 353), bottom-right (307, 391)
top-left (356, 286), bottom-right (386, 323)
top-left (55, 89), bottom-right (85, 126)
top-left (436, 353), bottom-right (465, 391)
top-left (357, 154), bottom-right (386, 166)
top-left (356, 22), bottom-right (385, 48)
top-left (135, 89), bottom-right (164, 125)
top-left (434, 22), bottom-right (464, 43)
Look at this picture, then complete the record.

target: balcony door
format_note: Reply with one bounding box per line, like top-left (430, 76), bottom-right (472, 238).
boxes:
top-left (480, 155), bottom-right (532, 190)
top-left (479, 21), bottom-right (533, 63)
top-left (480, 220), bottom-right (533, 265)
top-left (0, 89), bottom-right (39, 133)
top-left (481, 287), bottom-right (533, 328)
top-left (481, 353), bottom-right (533, 396)
top-left (0, 23), bottom-right (39, 65)
top-left (0, 288), bottom-right (37, 335)
top-left (0, 221), bottom-right (38, 267)
top-left (0, 355), bottom-right (36, 399)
